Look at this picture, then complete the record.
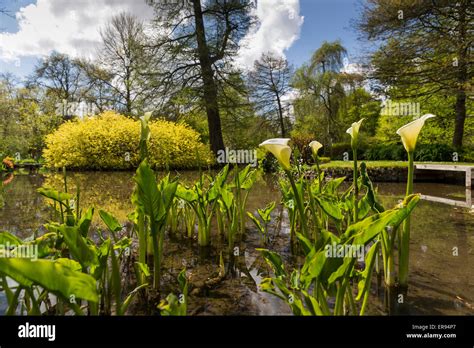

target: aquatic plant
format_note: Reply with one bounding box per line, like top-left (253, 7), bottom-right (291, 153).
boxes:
top-left (247, 201), bottom-right (276, 244)
top-left (158, 269), bottom-right (188, 316)
top-left (396, 114), bottom-right (435, 288)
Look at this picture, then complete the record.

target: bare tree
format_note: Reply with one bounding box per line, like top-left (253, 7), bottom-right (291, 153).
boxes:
top-left (30, 52), bottom-right (86, 104)
top-left (248, 53), bottom-right (292, 137)
top-left (98, 12), bottom-right (154, 116)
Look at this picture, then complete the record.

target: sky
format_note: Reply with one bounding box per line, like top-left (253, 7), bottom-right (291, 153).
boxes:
top-left (0, 0), bottom-right (364, 79)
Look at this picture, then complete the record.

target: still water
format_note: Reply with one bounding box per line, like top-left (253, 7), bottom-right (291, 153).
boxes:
top-left (0, 171), bottom-right (473, 315)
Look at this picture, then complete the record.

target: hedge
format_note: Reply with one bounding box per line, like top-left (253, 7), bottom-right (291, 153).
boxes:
top-left (43, 111), bottom-right (214, 170)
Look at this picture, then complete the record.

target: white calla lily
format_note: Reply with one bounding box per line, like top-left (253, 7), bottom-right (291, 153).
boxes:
top-left (259, 138), bottom-right (292, 170)
top-left (396, 114), bottom-right (436, 153)
top-left (309, 140), bottom-right (323, 156)
top-left (346, 118), bottom-right (365, 148)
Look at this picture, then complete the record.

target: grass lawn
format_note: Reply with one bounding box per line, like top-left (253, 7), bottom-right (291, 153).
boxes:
top-left (320, 161), bottom-right (474, 169)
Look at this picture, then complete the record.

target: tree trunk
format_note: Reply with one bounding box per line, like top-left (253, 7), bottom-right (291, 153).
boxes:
top-left (192, 0), bottom-right (225, 156)
top-left (276, 93), bottom-right (286, 137)
top-left (453, 90), bottom-right (466, 149)
top-left (452, 0), bottom-right (468, 149)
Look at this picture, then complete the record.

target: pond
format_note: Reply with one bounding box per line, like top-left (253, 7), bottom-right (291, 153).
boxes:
top-left (0, 171), bottom-right (473, 315)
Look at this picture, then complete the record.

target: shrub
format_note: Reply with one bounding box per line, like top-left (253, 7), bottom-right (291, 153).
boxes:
top-left (414, 143), bottom-right (456, 162)
top-left (364, 143), bottom-right (407, 161)
top-left (43, 111), bottom-right (214, 170)
top-left (290, 130), bottom-right (315, 164)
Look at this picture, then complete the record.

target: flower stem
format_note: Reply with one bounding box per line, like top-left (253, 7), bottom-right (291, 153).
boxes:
top-left (352, 148), bottom-right (358, 223)
top-left (399, 151), bottom-right (414, 288)
top-left (285, 170), bottom-right (308, 238)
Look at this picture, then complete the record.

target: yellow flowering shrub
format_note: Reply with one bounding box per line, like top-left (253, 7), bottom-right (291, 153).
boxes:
top-left (43, 111), bottom-right (214, 170)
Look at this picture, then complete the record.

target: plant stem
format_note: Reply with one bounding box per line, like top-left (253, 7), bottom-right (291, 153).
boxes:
top-left (352, 149), bottom-right (358, 223)
top-left (285, 170), bottom-right (308, 238)
top-left (314, 155), bottom-right (322, 193)
top-left (399, 151), bottom-right (414, 288)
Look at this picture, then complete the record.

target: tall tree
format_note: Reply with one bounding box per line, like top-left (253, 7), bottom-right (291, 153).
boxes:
top-left (293, 41), bottom-right (360, 145)
top-left (98, 12), bottom-right (154, 116)
top-left (358, 0), bottom-right (473, 148)
top-left (30, 52), bottom-right (86, 105)
top-left (249, 53), bottom-right (292, 137)
top-left (146, 0), bottom-right (254, 155)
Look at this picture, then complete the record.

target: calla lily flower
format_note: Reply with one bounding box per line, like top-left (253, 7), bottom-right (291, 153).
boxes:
top-left (346, 118), bottom-right (365, 148)
top-left (396, 114), bottom-right (436, 153)
top-left (309, 141), bottom-right (323, 156)
top-left (259, 138), bottom-right (292, 170)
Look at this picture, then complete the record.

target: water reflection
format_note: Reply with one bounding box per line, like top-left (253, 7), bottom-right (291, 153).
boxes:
top-left (0, 172), bottom-right (472, 315)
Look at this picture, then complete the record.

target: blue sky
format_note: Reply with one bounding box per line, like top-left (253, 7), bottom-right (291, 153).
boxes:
top-left (0, 0), bottom-right (363, 79)
top-left (287, 0), bottom-right (362, 68)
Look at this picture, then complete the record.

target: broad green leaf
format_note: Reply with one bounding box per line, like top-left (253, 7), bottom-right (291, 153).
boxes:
top-left (0, 231), bottom-right (22, 245)
top-left (314, 195), bottom-right (343, 221)
top-left (99, 209), bottom-right (122, 233)
top-left (357, 192), bottom-right (372, 220)
top-left (328, 256), bottom-right (355, 284)
top-left (134, 161), bottom-right (162, 234)
top-left (0, 258), bottom-right (98, 302)
top-left (257, 248), bottom-right (286, 278)
top-left (356, 241), bottom-right (380, 301)
top-left (49, 224), bottom-right (98, 267)
top-left (323, 176), bottom-right (346, 195)
top-left (175, 185), bottom-right (198, 202)
top-left (37, 187), bottom-right (71, 204)
top-left (78, 207), bottom-right (94, 237)
top-left (247, 212), bottom-right (263, 233)
top-left (295, 232), bottom-right (313, 256)
top-left (345, 194), bottom-right (420, 246)
top-left (359, 162), bottom-right (384, 213)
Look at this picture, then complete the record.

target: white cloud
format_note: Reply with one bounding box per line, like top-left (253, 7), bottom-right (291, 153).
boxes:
top-left (0, 0), bottom-right (152, 62)
top-left (237, 0), bottom-right (304, 70)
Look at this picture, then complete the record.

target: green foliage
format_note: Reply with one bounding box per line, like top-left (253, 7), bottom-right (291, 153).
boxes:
top-left (43, 111), bottom-right (214, 170)
top-left (0, 81), bottom-right (62, 159)
top-left (158, 269), bottom-right (188, 316)
top-left (247, 201), bottom-right (276, 244)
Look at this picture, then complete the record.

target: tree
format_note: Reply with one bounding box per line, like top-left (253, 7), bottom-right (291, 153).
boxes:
top-left (146, 0), bottom-right (254, 155)
top-left (0, 76), bottom-right (61, 159)
top-left (248, 53), bottom-right (292, 137)
top-left (98, 12), bottom-right (154, 116)
top-left (358, 0), bottom-right (473, 148)
top-left (292, 41), bottom-right (362, 145)
top-left (30, 52), bottom-right (86, 109)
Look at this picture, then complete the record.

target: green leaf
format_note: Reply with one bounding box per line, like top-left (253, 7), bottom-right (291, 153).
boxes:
top-left (257, 248), bottom-right (286, 278)
top-left (134, 161), bottom-right (162, 234)
top-left (323, 176), bottom-right (346, 195)
top-left (78, 207), bottom-right (94, 237)
top-left (176, 185), bottom-right (198, 202)
top-left (0, 231), bottom-right (23, 246)
top-left (295, 232), bottom-right (313, 256)
top-left (0, 258), bottom-right (98, 302)
top-left (37, 187), bottom-right (71, 204)
top-left (49, 224), bottom-right (98, 267)
top-left (345, 194), bottom-right (420, 246)
top-left (359, 162), bottom-right (384, 213)
top-left (357, 192), bottom-right (372, 220)
top-left (328, 256), bottom-right (355, 284)
top-left (99, 210), bottom-right (122, 233)
top-left (314, 195), bottom-right (343, 221)
top-left (247, 212), bottom-right (263, 233)
top-left (356, 241), bottom-right (380, 301)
